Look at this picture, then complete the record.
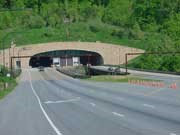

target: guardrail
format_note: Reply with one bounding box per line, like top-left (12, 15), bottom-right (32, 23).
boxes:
top-left (89, 66), bottom-right (128, 76)
top-left (126, 67), bottom-right (180, 75)
top-left (103, 65), bottom-right (180, 76)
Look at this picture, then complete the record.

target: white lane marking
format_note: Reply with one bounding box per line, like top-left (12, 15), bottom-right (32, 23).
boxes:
top-left (112, 112), bottom-right (125, 118)
top-left (90, 102), bottom-right (96, 107)
top-left (170, 133), bottom-right (176, 135)
top-left (28, 71), bottom-right (63, 135)
top-left (143, 104), bottom-right (155, 109)
top-left (45, 97), bottom-right (80, 104)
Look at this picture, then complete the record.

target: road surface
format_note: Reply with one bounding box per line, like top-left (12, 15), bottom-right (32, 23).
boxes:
top-left (0, 68), bottom-right (180, 135)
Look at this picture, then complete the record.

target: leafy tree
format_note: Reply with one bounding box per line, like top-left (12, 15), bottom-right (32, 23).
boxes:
top-left (163, 13), bottom-right (180, 40)
top-left (90, 0), bottom-right (109, 7)
top-left (102, 0), bottom-right (132, 26)
top-left (24, 0), bottom-right (37, 8)
top-left (41, 2), bottom-right (63, 26)
top-left (0, 0), bottom-right (179, 72)
top-left (0, 0), bottom-right (15, 9)
top-left (27, 15), bottom-right (45, 28)
top-left (0, 12), bottom-right (13, 29)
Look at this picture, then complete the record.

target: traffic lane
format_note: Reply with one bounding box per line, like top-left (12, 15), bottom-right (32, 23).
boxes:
top-left (44, 101), bottom-right (140, 135)
top-left (49, 78), bottom-right (180, 125)
top-left (131, 72), bottom-right (180, 82)
top-left (43, 78), bottom-right (179, 135)
top-left (30, 70), bottom-right (77, 102)
top-left (45, 94), bottom-right (180, 135)
top-left (131, 73), bottom-right (180, 89)
top-left (45, 69), bottom-right (180, 126)
top-left (0, 70), bottom-right (55, 135)
top-left (76, 76), bottom-right (180, 104)
top-left (64, 78), bottom-right (180, 106)
top-left (30, 70), bottom-right (141, 135)
top-left (129, 71), bottom-right (180, 93)
top-left (35, 71), bottom-right (164, 135)
top-left (46, 69), bottom-right (180, 111)
top-left (89, 66), bottom-right (180, 93)
top-left (47, 68), bottom-right (180, 106)
top-left (38, 70), bottom-right (180, 135)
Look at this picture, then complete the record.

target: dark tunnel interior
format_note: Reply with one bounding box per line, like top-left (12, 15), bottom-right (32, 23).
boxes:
top-left (29, 50), bottom-right (103, 67)
top-left (29, 57), bottom-right (52, 68)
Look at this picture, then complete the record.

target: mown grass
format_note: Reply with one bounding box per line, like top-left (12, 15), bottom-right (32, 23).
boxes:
top-left (84, 75), bottom-right (161, 83)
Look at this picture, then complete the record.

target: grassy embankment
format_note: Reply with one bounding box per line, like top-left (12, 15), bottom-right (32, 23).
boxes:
top-left (1, 21), bottom-right (179, 72)
top-left (84, 75), bottom-right (161, 83)
top-left (0, 21), bottom-right (146, 50)
top-left (59, 66), bottom-right (161, 83)
top-left (0, 77), bottom-right (17, 99)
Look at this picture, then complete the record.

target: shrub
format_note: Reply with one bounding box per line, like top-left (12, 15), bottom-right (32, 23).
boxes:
top-left (111, 28), bottom-right (125, 38)
top-left (42, 27), bottom-right (55, 37)
top-left (27, 15), bottom-right (45, 28)
top-left (89, 25), bottom-right (100, 33)
top-left (0, 66), bottom-right (8, 76)
top-left (11, 69), bottom-right (21, 78)
top-left (111, 27), bottom-right (130, 38)
top-left (128, 23), bottom-right (144, 39)
top-left (0, 12), bottom-right (13, 29)
top-left (80, 5), bottom-right (99, 21)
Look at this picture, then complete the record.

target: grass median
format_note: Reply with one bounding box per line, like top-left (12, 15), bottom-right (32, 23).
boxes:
top-left (83, 75), bottom-right (161, 83)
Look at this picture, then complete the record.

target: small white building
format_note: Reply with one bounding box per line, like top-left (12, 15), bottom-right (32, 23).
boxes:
top-left (53, 58), bottom-right (60, 67)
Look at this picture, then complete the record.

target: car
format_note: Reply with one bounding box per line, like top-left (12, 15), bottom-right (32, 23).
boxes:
top-left (39, 66), bottom-right (44, 71)
top-left (108, 67), bottom-right (114, 71)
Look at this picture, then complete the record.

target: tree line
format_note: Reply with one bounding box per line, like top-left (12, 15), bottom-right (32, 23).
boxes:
top-left (0, 0), bottom-right (180, 72)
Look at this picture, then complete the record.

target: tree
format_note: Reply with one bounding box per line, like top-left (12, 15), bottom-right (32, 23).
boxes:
top-left (132, 0), bottom-right (180, 29)
top-left (102, 0), bottom-right (132, 26)
top-left (89, 0), bottom-right (109, 7)
top-left (24, 0), bottom-right (37, 8)
top-left (0, 0), bottom-right (15, 9)
top-left (163, 13), bottom-right (180, 40)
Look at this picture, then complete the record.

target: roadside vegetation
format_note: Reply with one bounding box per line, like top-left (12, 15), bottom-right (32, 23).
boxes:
top-left (57, 66), bottom-right (90, 79)
top-left (84, 75), bottom-right (161, 83)
top-left (0, 77), bottom-right (17, 99)
top-left (0, 66), bottom-right (20, 99)
top-left (0, 0), bottom-right (180, 72)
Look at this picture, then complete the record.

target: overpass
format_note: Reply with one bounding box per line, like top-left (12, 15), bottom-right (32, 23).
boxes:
top-left (0, 42), bottom-right (144, 69)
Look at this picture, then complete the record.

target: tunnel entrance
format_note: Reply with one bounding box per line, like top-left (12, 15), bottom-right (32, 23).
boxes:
top-left (29, 50), bottom-right (103, 68)
top-left (30, 56), bottom-right (52, 68)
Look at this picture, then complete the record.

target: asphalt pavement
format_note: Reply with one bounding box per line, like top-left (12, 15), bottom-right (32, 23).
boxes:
top-left (0, 68), bottom-right (180, 135)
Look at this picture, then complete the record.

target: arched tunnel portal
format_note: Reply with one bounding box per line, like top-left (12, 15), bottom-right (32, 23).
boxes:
top-left (29, 50), bottom-right (104, 68)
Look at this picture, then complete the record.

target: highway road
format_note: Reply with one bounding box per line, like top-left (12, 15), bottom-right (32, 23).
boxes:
top-left (0, 68), bottom-right (180, 135)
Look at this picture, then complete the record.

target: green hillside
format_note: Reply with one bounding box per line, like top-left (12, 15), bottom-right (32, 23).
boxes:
top-left (0, 0), bottom-right (180, 72)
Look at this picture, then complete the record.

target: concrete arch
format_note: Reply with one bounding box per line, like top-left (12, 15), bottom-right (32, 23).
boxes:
top-left (1, 42), bottom-right (144, 68)
top-left (29, 49), bottom-right (104, 67)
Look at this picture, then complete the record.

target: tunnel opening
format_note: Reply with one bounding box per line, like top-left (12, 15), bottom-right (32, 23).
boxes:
top-left (80, 55), bottom-right (102, 66)
top-left (29, 50), bottom-right (103, 68)
top-left (29, 56), bottom-right (52, 68)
